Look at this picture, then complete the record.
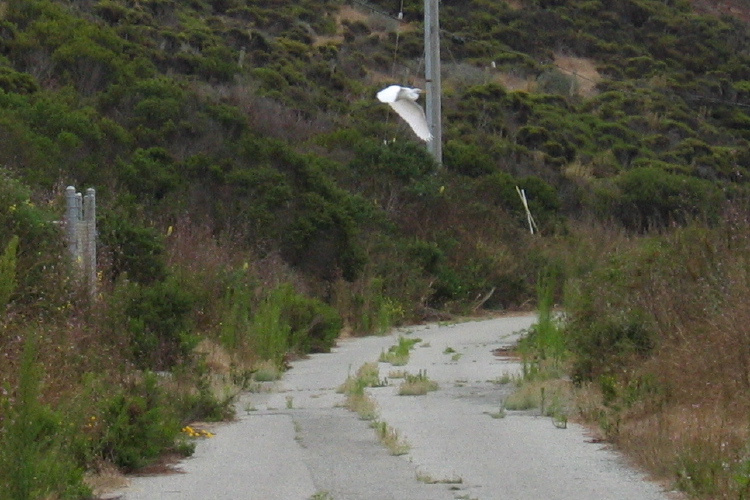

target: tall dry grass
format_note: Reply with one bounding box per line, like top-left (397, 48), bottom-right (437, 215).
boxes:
top-left (562, 210), bottom-right (750, 498)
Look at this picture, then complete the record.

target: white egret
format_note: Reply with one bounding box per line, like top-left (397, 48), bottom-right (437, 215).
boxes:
top-left (376, 85), bottom-right (432, 142)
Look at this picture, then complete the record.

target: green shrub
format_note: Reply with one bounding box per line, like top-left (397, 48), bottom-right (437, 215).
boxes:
top-left (281, 284), bottom-right (342, 353)
top-left (0, 173), bottom-right (69, 312)
top-left (99, 213), bottom-right (167, 284)
top-left (125, 277), bottom-right (196, 370)
top-left (0, 236), bottom-right (19, 315)
top-left (596, 167), bottom-right (724, 231)
top-left (0, 334), bottom-right (90, 500)
top-left (248, 284), bottom-right (342, 365)
top-left (0, 66), bottom-right (39, 94)
top-left (98, 373), bottom-right (183, 471)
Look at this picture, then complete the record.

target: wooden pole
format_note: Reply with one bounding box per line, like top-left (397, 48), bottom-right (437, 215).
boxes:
top-left (425, 0), bottom-right (442, 164)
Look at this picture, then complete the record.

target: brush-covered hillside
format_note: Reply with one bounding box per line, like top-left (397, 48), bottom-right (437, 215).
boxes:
top-left (3, 0), bottom-right (750, 498)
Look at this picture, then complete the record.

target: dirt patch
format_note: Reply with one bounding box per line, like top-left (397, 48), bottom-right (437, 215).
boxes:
top-left (85, 464), bottom-right (129, 499)
top-left (691, 0), bottom-right (750, 23)
top-left (554, 54), bottom-right (601, 97)
top-left (494, 72), bottom-right (534, 92)
top-left (336, 5), bottom-right (370, 24)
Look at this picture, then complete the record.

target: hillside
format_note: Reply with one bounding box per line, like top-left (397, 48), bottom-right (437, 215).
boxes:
top-left (3, 0), bottom-right (750, 498)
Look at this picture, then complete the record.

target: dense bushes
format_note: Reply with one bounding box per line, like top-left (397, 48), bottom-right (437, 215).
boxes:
top-left (594, 167), bottom-right (724, 231)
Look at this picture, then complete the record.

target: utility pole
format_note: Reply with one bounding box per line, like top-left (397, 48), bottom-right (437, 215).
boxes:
top-left (424, 0), bottom-right (442, 164)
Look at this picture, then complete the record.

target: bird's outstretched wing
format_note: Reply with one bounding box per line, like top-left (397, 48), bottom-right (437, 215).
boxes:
top-left (377, 85), bottom-right (432, 142)
top-left (387, 99), bottom-right (432, 142)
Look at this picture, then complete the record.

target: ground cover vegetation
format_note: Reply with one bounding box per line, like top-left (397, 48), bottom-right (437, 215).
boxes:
top-left (2, 0), bottom-right (750, 497)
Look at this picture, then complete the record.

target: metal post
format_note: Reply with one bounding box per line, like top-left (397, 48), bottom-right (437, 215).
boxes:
top-left (425, 0), bottom-right (442, 164)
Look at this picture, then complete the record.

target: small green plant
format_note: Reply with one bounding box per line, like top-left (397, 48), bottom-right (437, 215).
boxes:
top-left (337, 362), bottom-right (383, 393)
top-left (486, 404), bottom-right (506, 419)
top-left (338, 363), bottom-right (383, 420)
top-left (310, 491), bottom-right (334, 500)
top-left (443, 346), bottom-right (456, 354)
top-left (379, 336), bottom-right (421, 366)
top-left (489, 372), bottom-right (515, 385)
top-left (372, 421), bottom-right (409, 456)
top-left (398, 370), bottom-right (439, 396)
top-left (519, 271), bottom-right (566, 364)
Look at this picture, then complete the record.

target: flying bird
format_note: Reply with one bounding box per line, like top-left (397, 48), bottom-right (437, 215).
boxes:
top-left (376, 85), bottom-right (432, 142)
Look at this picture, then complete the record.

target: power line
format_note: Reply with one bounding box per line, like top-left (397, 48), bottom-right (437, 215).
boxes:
top-left (345, 0), bottom-right (750, 110)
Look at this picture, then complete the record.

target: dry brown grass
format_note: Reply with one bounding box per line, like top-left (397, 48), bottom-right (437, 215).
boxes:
top-left (84, 463), bottom-right (129, 497)
top-left (553, 54), bottom-right (601, 97)
top-left (561, 213), bottom-right (750, 498)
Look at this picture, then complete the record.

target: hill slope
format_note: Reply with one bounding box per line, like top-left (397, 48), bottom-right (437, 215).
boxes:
top-left (3, 1), bottom-right (750, 497)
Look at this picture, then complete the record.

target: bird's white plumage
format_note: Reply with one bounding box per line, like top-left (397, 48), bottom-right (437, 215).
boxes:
top-left (377, 85), bottom-right (432, 142)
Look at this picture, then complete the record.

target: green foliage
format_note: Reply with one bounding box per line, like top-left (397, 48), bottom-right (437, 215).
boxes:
top-left (519, 271), bottom-right (566, 362)
top-left (0, 333), bottom-right (90, 500)
top-left (250, 284), bottom-right (342, 365)
top-left (124, 277), bottom-right (197, 370)
top-left (281, 284), bottom-right (342, 354)
top-left (98, 373), bottom-right (183, 471)
top-left (598, 167), bottom-right (724, 231)
top-left (0, 66), bottom-right (39, 94)
top-left (248, 285), bottom-right (292, 367)
top-left (397, 370), bottom-right (439, 395)
top-left (0, 236), bottom-right (19, 315)
top-left (99, 213), bottom-right (167, 284)
top-left (119, 147), bottom-right (181, 200)
top-left (0, 173), bottom-right (68, 312)
top-left (379, 335), bottom-right (421, 366)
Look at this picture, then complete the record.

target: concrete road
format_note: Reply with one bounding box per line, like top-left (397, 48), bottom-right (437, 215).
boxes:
top-left (116, 314), bottom-right (678, 500)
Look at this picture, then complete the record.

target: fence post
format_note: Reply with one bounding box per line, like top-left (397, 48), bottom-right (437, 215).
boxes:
top-left (65, 186), bottom-right (79, 258)
top-left (83, 188), bottom-right (97, 296)
top-left (64, 186), bottom-right (97, 297)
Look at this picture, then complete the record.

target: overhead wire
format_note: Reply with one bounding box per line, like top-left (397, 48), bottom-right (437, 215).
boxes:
top-left (345, 0), bottom-right (750, 110)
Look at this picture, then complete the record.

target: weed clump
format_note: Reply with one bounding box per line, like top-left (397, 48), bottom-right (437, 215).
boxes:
top-left (398, 370), bottom-right (439, 396)
top-left (379, 336), bottom-right (421, 366)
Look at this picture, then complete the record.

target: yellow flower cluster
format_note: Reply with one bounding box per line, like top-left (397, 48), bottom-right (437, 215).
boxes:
top-left (84, 416), bottom-right (97, 429)
top-left (182, 425), bottom-right (215, 438)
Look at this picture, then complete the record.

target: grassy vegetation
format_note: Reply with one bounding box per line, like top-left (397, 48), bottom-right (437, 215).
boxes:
top-left (338, 362), bottom-right (383, 420)
top-left (2, 0), bottom-right (750, 497)
top-left (397, 371), bottom-right (440, 396)
top-left (379, 336), bottom-right (422, 366)
top-left (372, 421), bottom-right (410, 456)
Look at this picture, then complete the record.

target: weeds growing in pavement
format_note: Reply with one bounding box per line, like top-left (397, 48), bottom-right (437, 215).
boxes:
top-left (398, 370), bottom-right (439, 395)
top-left (415, 470), bottom-right (463, 484)
top-left (338, 362), bottom-right (384, 420)
top-left (372, 421), bottom-right (409, 456)
top-left (379, 336), bottom-right (421, 366)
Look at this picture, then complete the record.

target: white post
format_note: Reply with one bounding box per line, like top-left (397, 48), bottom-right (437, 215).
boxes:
top-left (516, 186), bottom-right (539, 235)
